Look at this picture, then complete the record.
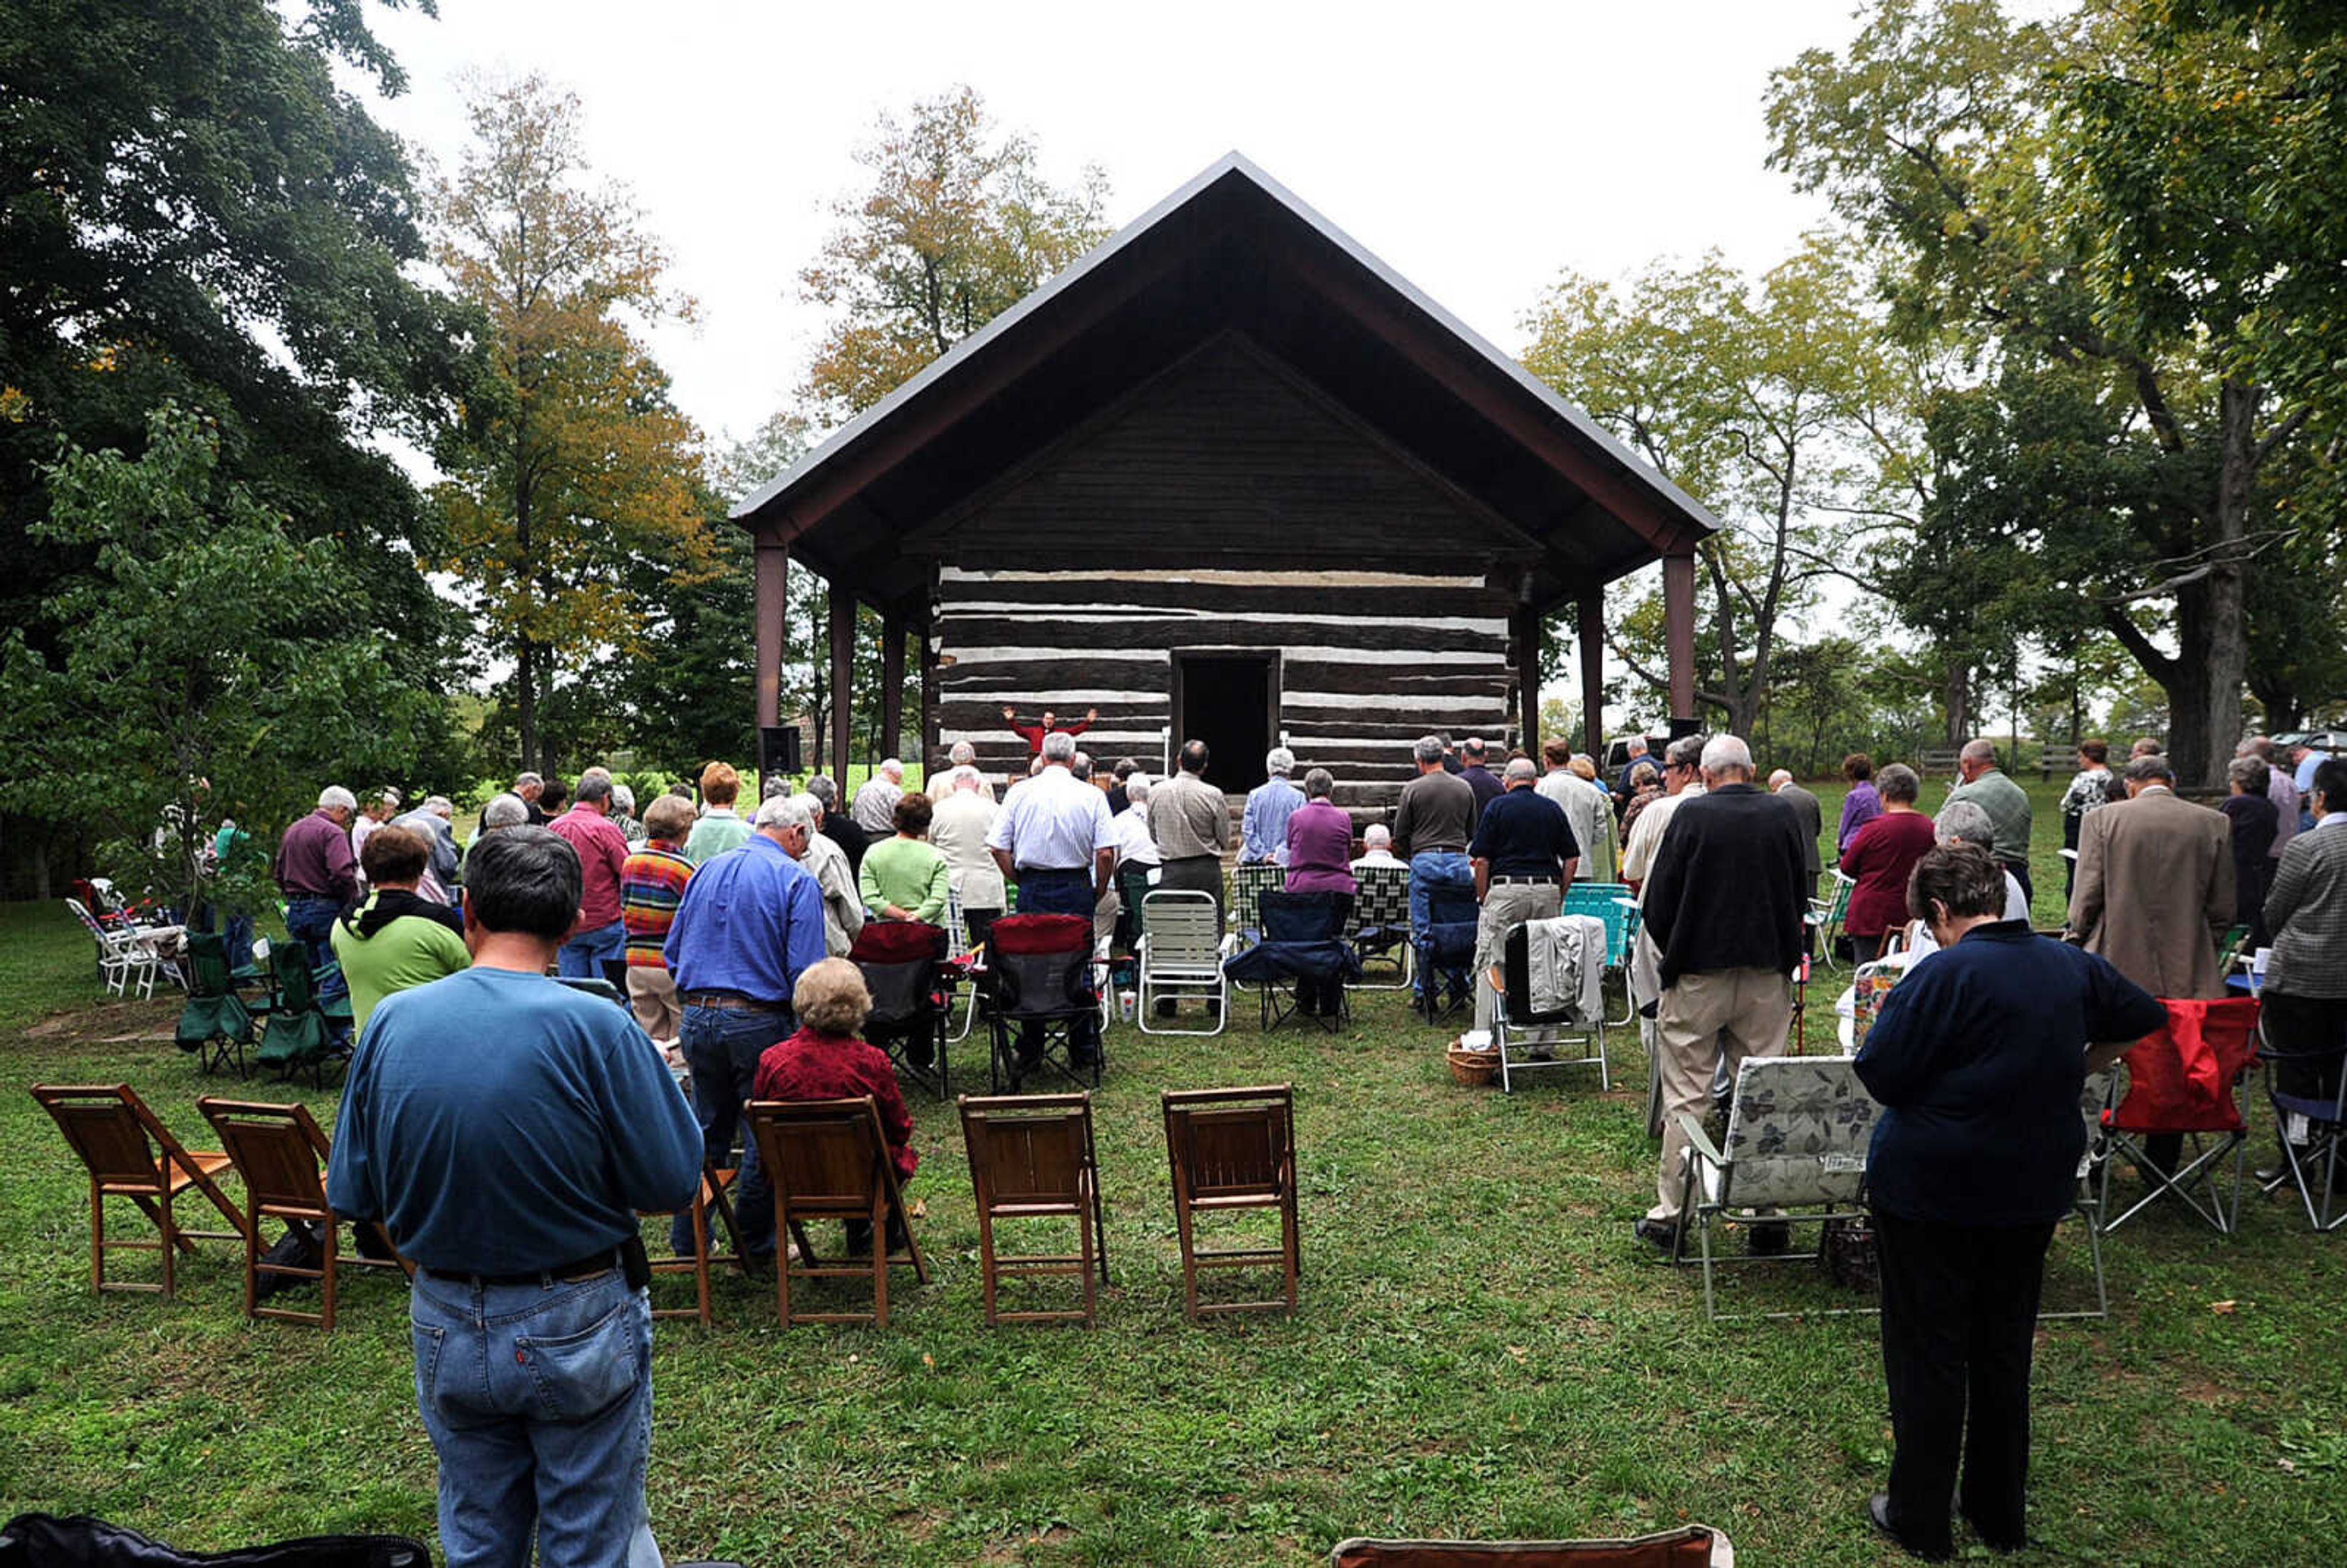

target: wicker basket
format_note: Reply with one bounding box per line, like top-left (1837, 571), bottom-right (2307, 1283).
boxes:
top-left (1446, 1044), bottom-right (1501, 1087)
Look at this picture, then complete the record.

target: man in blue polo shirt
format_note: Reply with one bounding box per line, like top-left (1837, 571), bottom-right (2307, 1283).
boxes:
top-left (664, 793), bottom-right (829, 1261)
top-left (1467, 757), bottom-right (1580, 1030)
top-left (327, 826), bottom-right (703, 1568)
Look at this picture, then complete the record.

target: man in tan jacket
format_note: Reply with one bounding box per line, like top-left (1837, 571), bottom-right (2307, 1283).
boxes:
top-left (2068, 753), bottom-right (2235, 1000)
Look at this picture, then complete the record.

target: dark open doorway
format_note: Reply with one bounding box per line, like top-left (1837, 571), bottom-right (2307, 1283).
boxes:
top-left (1173, 652), bottom-right (1278, 794)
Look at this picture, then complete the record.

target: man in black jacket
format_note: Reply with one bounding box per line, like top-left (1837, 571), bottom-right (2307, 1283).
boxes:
top-left (1635, 734), bottom-right (1810, 1250)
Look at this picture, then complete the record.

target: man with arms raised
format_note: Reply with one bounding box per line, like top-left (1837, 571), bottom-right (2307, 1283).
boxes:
top-left (328, 827), bottom-right (702, 1567)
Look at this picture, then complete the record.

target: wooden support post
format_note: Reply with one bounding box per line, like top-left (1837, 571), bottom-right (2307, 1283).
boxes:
top-left (1578, 593), bottom-right (1606, 758)
top-left (754, 544), bottom-right (788, 730)
top-left (1511, 606), bottom-right (1540, 753)
top-left (1662, 552), bottom-right (1697, 731)
top-left (828, 586), bottom-right (854, 784)
top-left (917, 606), bottom-right (939, 775)
top-left (880, 607), bottom-right (906, 762)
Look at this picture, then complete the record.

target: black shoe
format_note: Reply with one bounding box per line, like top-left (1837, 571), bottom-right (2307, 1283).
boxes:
top-left (1960, 1508), bottom-right (2026, 1554)
top-left (1747, 1222), bottom-right (1792, 1256)
top-left (1868, 1493), bottom-right (1950, 1561)
top-left (1633, 1218), bottom-right (1680, 1255)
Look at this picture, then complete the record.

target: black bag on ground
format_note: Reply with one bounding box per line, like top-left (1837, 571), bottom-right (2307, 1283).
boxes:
top-left (251, 1222), bottom-right (325, 1300)
top-left (0, 1513), bottom-right (430, 1567)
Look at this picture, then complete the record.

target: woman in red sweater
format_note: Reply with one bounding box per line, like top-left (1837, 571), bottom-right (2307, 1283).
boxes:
top-left (1838, 763), bottom-right (1938, 964)
top-left (754, 958), bottom-right (917, 1252)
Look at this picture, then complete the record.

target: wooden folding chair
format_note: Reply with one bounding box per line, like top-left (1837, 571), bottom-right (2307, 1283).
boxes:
top-left (1162, 1084), bottom-right (1301, 1319)
top-left (196, 1097), bottom-right (411, 1329)
top-left (960, 1093), bottom-right (1109, 1327)
top-left (743, 1097), bottom-right (928, 1327)
top-left (31, 1084), bottom-right (247, 1298)
top-left (641, 1164), bottom-right (743, 1327)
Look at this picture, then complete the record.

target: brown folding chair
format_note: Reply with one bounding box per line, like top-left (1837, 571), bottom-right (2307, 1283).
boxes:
top-left (743, 1097), bottom-right (928, 1327)
top-left (959, 1092), bottom-right (1109, 1327)
top-left (195, 1097), bottom-right (411, 1329)
top-left (31, 1084), bottom-right (247, 1298)
top-left (1162, 1083), bottom-right (1301, 1319)
top-left (641, 1164), bottom-right (743, 1327)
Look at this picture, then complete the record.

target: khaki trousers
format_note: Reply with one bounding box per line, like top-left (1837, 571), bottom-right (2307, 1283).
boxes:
top-left (1474, 880), bottom-right (1563, 1030)
top-left (1648, 965), bottom-right (1794, 1223)
top-left (628, 965), bottom-right (681, 1044)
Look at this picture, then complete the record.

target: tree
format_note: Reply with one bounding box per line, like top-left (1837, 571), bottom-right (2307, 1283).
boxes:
top-left (1766, 0), bottom-right (2322, 783)
top-left (0, 0), bottom-right (472, 888)
top-left (1521, 238), bottom-right (1901, 736)
top-left (799, 86), bottom-right (1109, 419)
top-left (432, 74), bottom-right (713, 773)
top-left (0, 407), bottom-right (436, 916)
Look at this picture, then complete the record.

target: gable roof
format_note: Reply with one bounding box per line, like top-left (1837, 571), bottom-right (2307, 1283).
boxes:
top-left (732, 152), bottom-right (1716, 614)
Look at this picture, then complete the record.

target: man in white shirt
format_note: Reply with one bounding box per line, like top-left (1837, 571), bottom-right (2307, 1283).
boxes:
top-left (987, 731), bottom-right (1115, 1066)
top-left (851, 758), bottom-right (906, 835)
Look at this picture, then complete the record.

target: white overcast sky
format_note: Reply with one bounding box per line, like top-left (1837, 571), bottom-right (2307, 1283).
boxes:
top-left (364, 0), bottom-right (1867, 453)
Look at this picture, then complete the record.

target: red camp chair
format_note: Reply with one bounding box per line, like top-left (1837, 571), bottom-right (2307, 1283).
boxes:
top-left (849, 920), bottom-right (953, 1101)
top-left (983, 914), bottom-right (1103, 1091)
top-left (2095, 997), bottom-right (2261, 1234)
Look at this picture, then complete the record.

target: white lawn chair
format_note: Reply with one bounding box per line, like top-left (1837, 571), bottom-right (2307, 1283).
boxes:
top-left (944, 887), bottom-right (981, 1044)
top-left (1673, 1053), bottom-right (1878, 1321)
top-left (65, 898), bottom-right (182, 1001)
top-left (1137, 890), bottom-right (1227, 1036)
top-left (1805, 870), bottom-right (1857, 972)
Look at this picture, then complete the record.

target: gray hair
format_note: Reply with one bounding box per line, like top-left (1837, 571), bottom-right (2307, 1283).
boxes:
top-left (1266, 746), bottom-right (1296, 776)
top-left (318, 785), bottom-right (356, 812)
top-left (1412, 735), bottom-right (1445, 765)
top-left (1625, 736), bottom-right (1649, 756)
top-left (2228, 756), bottom-right (2269, 794)
top-left (881, 758), bottom-right (904, 780)
top-left (949, 741), bottom-right (976, 766)
top-left (755, 794), bottom-right (814, 832)
top-left (1959, 738), bottom-right (1999, 768)
top-left (795, 789), bottom-right (826, 824)
top-left (1664, 735), bottom-right (1708, 771)
top-left (1364, 823), bottom-right (1392, 848)
top-left (514, 771), bottom-right (543, 790)
top-left (2126, 754), bottom-right (2175, 786)
top-left (580, 766), bottom-right (612, 785)
top-left (610, 784), bottom-right (635, 814)
top-left (480, 793), bottom-right (530, 830)
top-left (1073, 752), bottom-right (1092, 777)
top-left (1875, 763), bottom-right (1920, 805)
top-left (573, 772), bottom-right (613, 805)
top-left (422, 794), bottom-right (454, 818)
top-left (1767, 769), bottom-right (1793, 790)
top-left (804, 774), bottom-right (839, 808)
top-left (1304, 766), bottom-right (1335, 798)
top-left (1042, 731), bottom-right (1078, 763)
top-left (1503, 757), bottom-right (1539, 784)
top-left (1125, 772), bottom-right (1153, 804)
top-left (1935, 798), bottom-right (1996, 848)
top-left (1699, 735), bottom-right (1753, 777)
top-left (948, 765), bottom-right (985, 794)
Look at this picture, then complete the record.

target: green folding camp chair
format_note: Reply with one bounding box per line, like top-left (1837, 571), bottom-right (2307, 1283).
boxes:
top-left (254, 942), bottom-right (348, 1087)
top-left (175, 931), bottom-right (257, 1078)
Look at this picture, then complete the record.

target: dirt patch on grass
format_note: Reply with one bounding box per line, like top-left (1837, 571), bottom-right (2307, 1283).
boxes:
top-left (22, 1000), bottom-right (174, 1046)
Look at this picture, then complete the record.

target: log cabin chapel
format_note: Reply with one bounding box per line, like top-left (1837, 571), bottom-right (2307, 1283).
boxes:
top-left (733, 153), bottom-right (1716, 813)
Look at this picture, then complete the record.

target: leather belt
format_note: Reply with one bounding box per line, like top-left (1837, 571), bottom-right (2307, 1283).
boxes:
top-left (681, 992), bottom-right (789, 1011)
top-left (1492, 875), bottom-right (1561, 885)
top-left (423, 1248), bottom-right (619, 1289)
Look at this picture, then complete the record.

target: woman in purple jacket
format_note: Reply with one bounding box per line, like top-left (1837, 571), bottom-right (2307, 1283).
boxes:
top-left (1837, 753), bottom-right (1884, 855)
top-left (1285, 769), bottom-right (1357, 1017)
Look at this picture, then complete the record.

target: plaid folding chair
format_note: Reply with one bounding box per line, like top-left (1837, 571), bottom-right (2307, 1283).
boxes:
top-left (1349, 861), bottom-right (1414, 991)
top-left (2095, 997), bottom-right (2262, 1234)
top-left (1562, 880), bottom-right (1640, 1025)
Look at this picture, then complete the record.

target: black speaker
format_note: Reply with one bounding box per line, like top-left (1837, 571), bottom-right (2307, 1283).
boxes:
top-left (759, 725), bottom-right (803, 777)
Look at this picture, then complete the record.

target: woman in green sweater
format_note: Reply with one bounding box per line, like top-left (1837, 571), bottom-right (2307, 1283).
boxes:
top-left (330, 825), bottom-right (470, 1035)
top-left (858, 792), bottom-right (952, 925)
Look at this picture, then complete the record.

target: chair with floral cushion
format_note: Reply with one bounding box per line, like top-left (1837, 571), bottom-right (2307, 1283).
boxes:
top-left (1672, 1053), bottom-right (1879, 1321)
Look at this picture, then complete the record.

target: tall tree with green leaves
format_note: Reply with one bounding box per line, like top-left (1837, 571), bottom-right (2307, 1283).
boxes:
top-left (799, 85), bottom-right (1109, 419)
top-left (432, 73), bottom-right (713, 774)
top-left (1767, 0), bottom-right (2323, 783)
top-left (0, 407), bottom-right (437, 916)
top-left (0, 0), bottom-right (472, 888)
top-left (1522, 238), bottom-right (1906, 737)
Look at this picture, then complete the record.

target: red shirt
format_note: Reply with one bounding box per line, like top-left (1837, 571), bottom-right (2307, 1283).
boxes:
top-left (1008, 717), bottom-right (1091, 756)
top-left (549, 804), bottom-right (631, 930)
top-left (274, 808), bottom-right (356, 903)
top-left (753, 1027), bottom-right (919, 1183)
top-left (1839, 810), bottom-right (1940, 939)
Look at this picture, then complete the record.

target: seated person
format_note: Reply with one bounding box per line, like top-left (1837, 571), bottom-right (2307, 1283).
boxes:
top-left (331, 824), bottom-right (469, 1035)
top-left (858, 792), bottom-right (951, 923)
top-left (1351, 822), bottom-right (1401, 872)
top-left (752, 958), bottom-right (917, 1251)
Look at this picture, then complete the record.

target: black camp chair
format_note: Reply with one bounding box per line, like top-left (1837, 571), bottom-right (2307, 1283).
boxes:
top-left (0, 1512), bottom-right (431, 1567)
top-left (851, 920), bottom-right (953, 1100)
top-left (1415, 876), bottom-right (1479, 1023)
top-left (984, 914), bottom-right (1103, 1092)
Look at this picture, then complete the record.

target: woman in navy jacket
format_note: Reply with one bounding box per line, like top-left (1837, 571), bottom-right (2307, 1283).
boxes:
top-left (1855, 844), bottom-right (2163, 1559)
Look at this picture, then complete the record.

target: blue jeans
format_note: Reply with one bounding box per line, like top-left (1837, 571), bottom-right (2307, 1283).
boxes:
top-left (557, 920), bottom-right (626, 980)
top-left (409, 1270), bottom-right (662, 1568)
top-left (675, 1003), bottom-right (793, 1258)
top-left (1408, 852), bottom-right (1473, 1001)
top-left (283, 895), bottom-right (349, 1009)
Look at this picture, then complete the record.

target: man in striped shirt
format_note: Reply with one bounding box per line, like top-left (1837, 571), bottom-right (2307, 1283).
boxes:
top-left (620, 793), bottom-right (697, 1045)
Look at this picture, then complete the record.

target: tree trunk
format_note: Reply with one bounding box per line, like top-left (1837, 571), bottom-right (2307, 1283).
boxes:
top-left (515, 637), bottom-right (538, 775)
top-left (1944, 661), bottom-right (1971, 747)
top-left (2191, 379), bottom-right (2257, 789)
top-left (2162, 584), bottom-right (2214, 787)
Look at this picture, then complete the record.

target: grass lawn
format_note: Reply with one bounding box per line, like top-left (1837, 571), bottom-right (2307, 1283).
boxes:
top-left (1, 779), bottom-right (2341, 1563)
